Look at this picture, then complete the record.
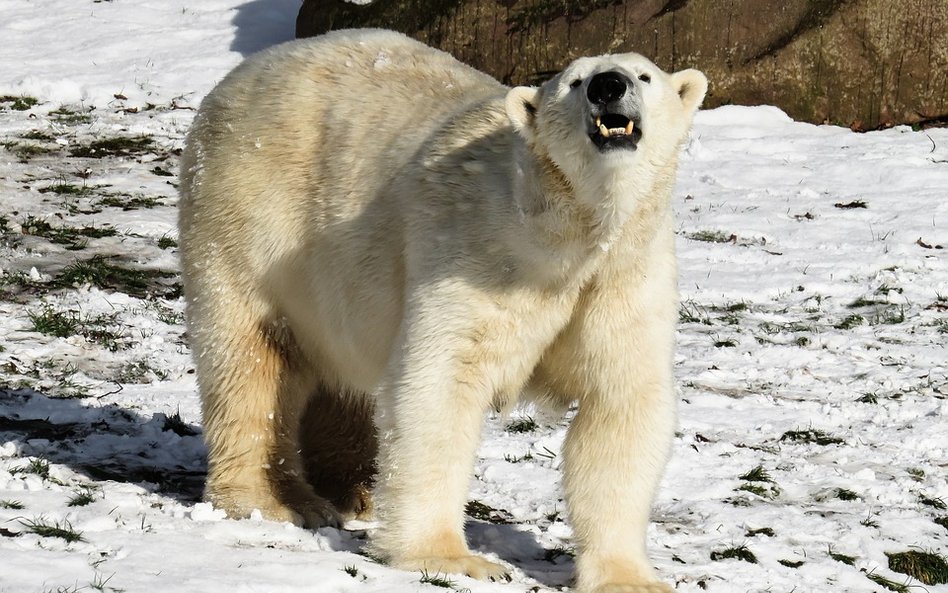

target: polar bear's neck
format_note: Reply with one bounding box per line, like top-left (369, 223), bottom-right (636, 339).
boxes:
top-left (516, 147), bottom-right (678, 261)
top-left (579, 154), bottom-right (679, 253)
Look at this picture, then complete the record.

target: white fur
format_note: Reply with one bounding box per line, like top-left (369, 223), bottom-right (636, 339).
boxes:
top-left (179, 28), bottom-right (706, 592)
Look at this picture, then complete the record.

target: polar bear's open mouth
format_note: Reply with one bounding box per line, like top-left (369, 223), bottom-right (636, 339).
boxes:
top-left (589, 113), bottom-right (642, 151)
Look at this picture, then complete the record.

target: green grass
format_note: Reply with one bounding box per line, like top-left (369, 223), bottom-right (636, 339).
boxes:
top-left (55, 255), bottom-right (178, 298)
top-left (829, 550), bottom-right (856, 566)
top-left (920, 494), bottom-right (947, 510)
top-left (2, 141), bottom-right (54, 160)
top-left (21, 130), bottom-right (55, 141)
top-left (935, 516), bottom-right (948, 531)
top-left (11, 458), bottom-right (51, 479)
top-left (49, 106), bottom-right (93, 125)
top-left (871, 305), bottom-right (906, 325)
top-left (97, 194), bottom-right (163, 210)
top-left (20, 215), bottom-right (117, 249)
top-left (687, 230), bottom-right (734, 243)
top-left (866, 571), bottom-right (910, 592)
top-left (710, 545), bottom-right (757, 563)
top-left (161, 411), bottom-right (198, 437)
top-left (88, 572), bottom-right (121, 592)
top-left (343, 565), bottom-right (360, 578)
top-left (118, 359), bottom-right (169, 384)
top-left (28, 305), bottom-right (123, 351)
top-left (713, 337), bottom-right (738, 348)
top-left (506, 416), bottom-right (538, 433)
top-left (708, 301), bottom-right (749, 325)
top-left (679, 301), bottom-right (712, 325)
top-left (739, 466), bottom-right (773, 482)
top-left (835, 488), bottom-right (859, 501)
top-left (0, 95), bottom-right (39, 110)
top-left (20, 517), bottom-right (85, 543)
top-left (150, 166), bottom-right (174, 177)
top-left (543, 546), bottom-right (574, 562)
top-left (848, 296), bottom-right (887, 308)
top-left (147, 301), bottom-right (184, 325)
top-left (861, 511), bottom-right (880, 528)
top-left (69, 135), bottom-right (154, 158)
top-left (906, 467), bottom-right (925, 481)
top-left (745, 527), bottom-right (775, 537)
top-left (758, 321), bottom-right (814, 335)
top-left (419, 570), bottom-right (456, 588)
top-left (67, 486), bottom-right (98, 507)
top-left (887, 550), bottom-right (948, 585)
top-left (37, 182), bottom-right (96, 196)
top-left (780, 428), bottom-right (844, 446)
top-left (779, 559), bottom-right (804, 568)
top-left (737, 483), bottom-right (780, 499)
top-left (0, 500), bottom-right (25, 509)
top-left (834, 200), bottom-right (868, 209)
top-left (157, 235), bottom-right (178, 249)
top-left (465, 499), bottom-right (511, 524)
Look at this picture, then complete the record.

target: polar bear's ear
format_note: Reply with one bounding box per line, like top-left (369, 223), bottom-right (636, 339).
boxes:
top-left (671, 69), bottom-right (708, 113)
top-left (505, 86), bottom-right (539, 140)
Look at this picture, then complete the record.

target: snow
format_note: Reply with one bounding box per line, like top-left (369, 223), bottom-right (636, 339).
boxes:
top-left (1, 1), bottom-right (946, 592)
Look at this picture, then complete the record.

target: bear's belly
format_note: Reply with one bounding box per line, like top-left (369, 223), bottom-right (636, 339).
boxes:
top-left (275, 263), bottom-right (404, 394)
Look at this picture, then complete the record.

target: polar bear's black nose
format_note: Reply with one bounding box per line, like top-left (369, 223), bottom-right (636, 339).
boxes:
top-left (587, 72), bottom-right (628, 105)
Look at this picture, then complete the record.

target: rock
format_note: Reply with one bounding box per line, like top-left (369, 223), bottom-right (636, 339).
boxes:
top-left (296, 0), bottom-right (947, 129)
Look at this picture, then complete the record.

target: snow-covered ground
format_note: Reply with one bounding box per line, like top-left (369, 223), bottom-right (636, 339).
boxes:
top-left (1, 2), bottom-right (946, 592)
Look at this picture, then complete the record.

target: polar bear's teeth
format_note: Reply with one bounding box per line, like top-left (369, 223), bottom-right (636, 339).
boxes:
top-left (597, 118), bottom-right (633, 137)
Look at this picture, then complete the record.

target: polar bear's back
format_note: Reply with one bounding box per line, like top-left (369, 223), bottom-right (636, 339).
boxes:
top-left (179, 28), bottom-right (506, 274)
top-left (180, 29), bottom-right (504, 237)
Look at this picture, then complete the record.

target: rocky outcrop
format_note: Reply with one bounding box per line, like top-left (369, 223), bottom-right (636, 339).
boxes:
top-left (297, 0), bottom-right (948, 129)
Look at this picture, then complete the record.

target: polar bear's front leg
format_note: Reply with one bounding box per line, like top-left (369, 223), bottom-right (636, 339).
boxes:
top-left (369, 305), bottom-right (510, 581)
top-left (563, 389), bottom-right (676, 593)
top-left (556, 263), bottom-right (678, 593)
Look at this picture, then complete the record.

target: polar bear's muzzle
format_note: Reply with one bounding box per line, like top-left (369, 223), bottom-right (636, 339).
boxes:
top-left (585, 71), bottom-right (643, 151)
top-left (589, 111), bottom-right (643, 151)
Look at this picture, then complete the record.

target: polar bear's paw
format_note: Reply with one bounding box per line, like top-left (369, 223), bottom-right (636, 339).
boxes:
top-left (208, 484), bottom-right (341, 529)
top-left (337, 483), bottom-right (374, 521)
top-left (399, 555), bottom-right (511, 582)
top-left (295, 498), bottom-right (343, 529)
top-left (592, 582), bottom-right (675, 593)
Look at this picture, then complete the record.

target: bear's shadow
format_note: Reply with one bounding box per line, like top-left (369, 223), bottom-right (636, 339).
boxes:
top-left (0, 387), bottom-right (573, 587)
top-left (0, 387), bottom-right (207, 502)
top-left (230, 0), bottom-right (302, 56)
top-left (466, 520), bottom-right (575, 588)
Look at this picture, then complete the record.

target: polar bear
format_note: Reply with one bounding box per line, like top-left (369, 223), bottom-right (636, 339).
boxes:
top-left (179, 28), bottom-right (706, 592)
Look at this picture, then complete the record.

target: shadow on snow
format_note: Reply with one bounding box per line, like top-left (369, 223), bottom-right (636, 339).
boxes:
top-left (230, 0), bottom-right (301, 57)
top-left (0, 387), bottom-right (207, 501)
top-left (0, 386), bottom-right (572, 586)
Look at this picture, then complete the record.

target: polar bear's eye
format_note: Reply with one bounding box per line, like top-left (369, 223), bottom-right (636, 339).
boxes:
top-left (569, 79), bottom-right (582, 89)
top-left (638, 73), bottom-right (651, 83)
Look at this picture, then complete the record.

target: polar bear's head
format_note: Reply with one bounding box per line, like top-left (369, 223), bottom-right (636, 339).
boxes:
top-left (505, 52), bottom-right (707, 186)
